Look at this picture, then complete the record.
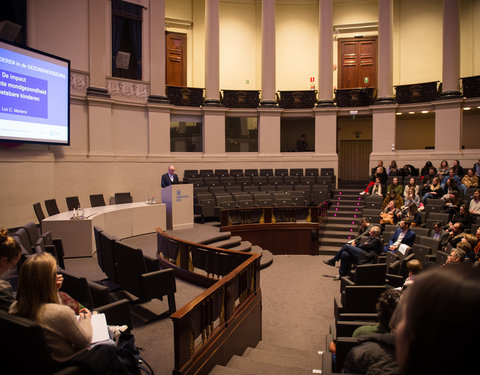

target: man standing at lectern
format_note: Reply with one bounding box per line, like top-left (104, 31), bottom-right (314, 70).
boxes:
top-left (161, 165), bottom-right (179, 188)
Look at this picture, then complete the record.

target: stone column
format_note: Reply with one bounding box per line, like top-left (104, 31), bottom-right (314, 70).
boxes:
top-left (441, 0), bottom-right (461, 98)
top-left (204, 0), bottom-right (221, 105)
top-left (148, 0), bottom-right (168, 103)
top-left (261, 0), bottom-right (276, 106)
top-left (317, 0), bottom-right (334, 106)
top-left (376, 0), bottom-right (394, 103)
top-left (87, 0), bottom-right (109, 97)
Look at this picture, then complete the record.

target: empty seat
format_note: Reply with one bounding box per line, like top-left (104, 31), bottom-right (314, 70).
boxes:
top-left (65, 196), bottom-right (80, 211)
top-left (300, 175), bottom-right (315, 185)
top-left (226, 185), bottom-right (242, 193)
top-left (220, 176), bottom-right (236, 186)
top-left (209, 186), bottom-right (227, 195)
top-left (114, 192), bottom-right (133, 204)
top-left (283, 176), bottom-right (300, 186)
top-left (184, 169), bottom-right (199, 178)
top-left (44, 199), bottom-right (60, 216)
top-left (259, 185), bottom-right (277, 192)
top-left (243, 185), bottom-right (259, 193)
top-left (199, 169), bottom-right (214, 177)
top-left (236, 176), bottom-right (252, 186)
top-left (114, 239), bottom-right (176, 315)
top-left (267, 175), bottom-right (283, 186)
top-left (305, 168), bottom-right (319, 176)
top-left (259, 168), bottom-right (274, 177)
top-left (251, 176), bottom-right (268, 186)
top-left (90, 194), bottom-right (106, 207)
top-left (289, 168), bottom-right (303, 176)
top-left (214, 169), bottom-right (229, 177)
top-left (244, 168), bottom-right (259, 177)
top-left (275, 168), bottom-right (288, 177)
top-left (229, 169), bottom-right (244, 177)
top-left (188, 177), bottom-right (205, 187)
top-left (204, 176), bottom-right (221, 186)
top-left (33, 202), bottom-right (46, 223)
top-left (321, 168), bottom-right (335, 176)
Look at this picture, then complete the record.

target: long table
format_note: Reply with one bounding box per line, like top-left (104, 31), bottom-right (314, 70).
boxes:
top-left (42, 202), bottom-right (166, 258)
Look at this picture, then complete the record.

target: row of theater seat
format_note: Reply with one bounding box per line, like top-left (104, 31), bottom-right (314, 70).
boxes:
top-left (194, 188), bottom-right (331, 221)
top-left (184, 167), bottom-right (335, 178)
top-left (33, 192), bottom-right (133, 225)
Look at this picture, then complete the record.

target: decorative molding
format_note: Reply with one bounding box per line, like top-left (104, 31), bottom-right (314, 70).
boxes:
top-left (70, 71), bottom-right (89, 96)
top-left (106, 78), bottom-right (150, 102)
top-left (333, 22), bottom-right (378, 37)
top-left (165, 17), bottom-right (193, 29)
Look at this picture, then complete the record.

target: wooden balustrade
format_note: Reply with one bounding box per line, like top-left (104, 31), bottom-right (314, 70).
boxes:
top-left (156, 229), bottom-right (262, 375)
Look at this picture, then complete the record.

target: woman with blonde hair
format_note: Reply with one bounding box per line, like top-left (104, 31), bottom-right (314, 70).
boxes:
top-left (10, 252), bottom-right (93, 362)
top-left (0, 228), bottom-right (22, 311)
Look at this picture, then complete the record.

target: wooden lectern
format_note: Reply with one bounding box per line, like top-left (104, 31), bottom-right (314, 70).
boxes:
top-left (161, 183), bottom-right (194, 230)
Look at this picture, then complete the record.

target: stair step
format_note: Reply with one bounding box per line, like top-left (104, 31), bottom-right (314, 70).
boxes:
top-left (324, 223), bottom-right (358, 231)
top-left (229, 240), bottom-right (252, 252)
top-left (209, 365), bottom-right (251, 375)
top-left (319, 230), bottom-right (356, 239)
top-left (327, 210), bottom-right (363, 218)
top-left (255, 341), bottom-right (322, 364)
top-left (226, 356), bottom-right (313, 375)
top-left (259, 249), bottom-right (274, 269)
top-left (243, 346), bottom-right (322, 372)
top-left (327, 216), bottom-right (360, 225)
top-left (329, 202), bottom-right (364, 209)
top-left (320, 237), bottom-right (346, 247)
top-left (209, 236), bottom-right (242, 249)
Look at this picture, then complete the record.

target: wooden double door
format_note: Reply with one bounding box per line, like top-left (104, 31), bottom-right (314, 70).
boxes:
top-left (338, 37), bottom-right (377, 89)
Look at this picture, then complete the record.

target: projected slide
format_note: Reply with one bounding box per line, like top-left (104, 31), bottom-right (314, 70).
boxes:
top-left (0, 40), bottom-right (70, 145)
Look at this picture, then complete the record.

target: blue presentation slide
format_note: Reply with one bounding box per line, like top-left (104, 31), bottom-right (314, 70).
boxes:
top-left (0, 42), bottom-right (69, 144)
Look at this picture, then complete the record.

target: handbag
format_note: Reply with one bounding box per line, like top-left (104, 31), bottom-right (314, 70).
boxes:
top-left (116, 332), bottom-right (154, 375)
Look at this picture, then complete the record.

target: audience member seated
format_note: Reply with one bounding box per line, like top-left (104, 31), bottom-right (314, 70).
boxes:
top-left (382, 191), bottom-right (404, 210)
top-left (402, 259), bottom-right (423, 290)
top-left (437, 159), bottom-right (449, 178)
top-left (455, 241), bottom-right (473, 264)
top-left (403, 189), bottom-right (420, 209)
top-left (403, 177), bottom-right (419, 200)
top-left (474, 159), bottom-right (480, 178)
top-left (0, 229), bottom-right (21, 311)
top-left (10, 253), bottom-right (94, 362)
top-left (440, 222), bottom-right (465, 250)
top-left (400, 164), bottom-right (416, 177)
top-left (461, 233), bottom-right (478, 261)
top-left (399, 204), bottom-right (422, 227)
top-left (421, 176), bottom-right (443, 204)
top-left (367, 177), bottom-right (385, 197)
top-left (430, 222), bottom-right (446, 240)
top-left (452, 159), bottom-right (465, 178)
top-left (348, 218), bottom-right (375, 244)
top-left (443, 190), bottom-right (463, 222)
top-left (323, 226), bottom-right (383, 280)
top-left (371, 160), bottom-right (384, 176)
top-left (387, 160), bottom-right (401, 176)
top-left (421, 166), bottom-right (438, 186)
top-left (384, 220), bottom-right (416, 253)
top-left (472, 228), bottom-right (480, 263)
top-left (352, 288), bottom-right (402, 338)
top-left (445, 247), bottom-right (466, 264)
top-left (380, 201), bottom-right (401, 226)
top-left (450, 204), bottom-right (473, 230)
top-left (361, 166), bottom-right (387, 196)
top-left (469, 189), bottom-right (480, 218)
top-left (395, 264), bottom-right (480, 375)
top-left (441, 168), bottom-right (465, 195)
top-left (420, 161), bottom-right (436, 178)
top-left (461, 168), bottom-right (479, 189)
top-left (387, 177), bottom-right (403, 197)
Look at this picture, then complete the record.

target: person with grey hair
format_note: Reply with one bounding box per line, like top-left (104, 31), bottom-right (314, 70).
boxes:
top-left (324, 226), bottom-right (383, 280)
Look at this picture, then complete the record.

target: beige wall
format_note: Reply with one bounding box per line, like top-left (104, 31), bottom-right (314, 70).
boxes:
top-left (1, 0), bottom-right (480, 230)
top-left (395, 114), bottom-right (435, 150)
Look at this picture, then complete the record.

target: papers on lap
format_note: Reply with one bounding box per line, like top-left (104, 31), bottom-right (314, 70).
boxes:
top-left (77, 313), bottom-right (110, 343)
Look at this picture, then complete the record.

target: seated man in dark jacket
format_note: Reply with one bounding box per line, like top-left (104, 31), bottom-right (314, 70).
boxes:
top-left (324, 226), bottom-right (382, 280)
top-left (383, 219), bottom-right (416, 253)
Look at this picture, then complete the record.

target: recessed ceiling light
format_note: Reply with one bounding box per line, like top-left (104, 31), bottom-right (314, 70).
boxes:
top-left (463, 107), bottom-right (471, 110)
top-left (396, 112), bottom-right (402, 115)
top-left (421, 110), bottom-right (429, 114)
top-left (408, 111), bottom-right (415, 114)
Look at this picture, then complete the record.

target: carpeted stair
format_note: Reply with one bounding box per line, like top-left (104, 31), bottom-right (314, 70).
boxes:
top-left (209, 341), bottom-right (323, 375)
top-left (319, 188), bottom-right (365, 255)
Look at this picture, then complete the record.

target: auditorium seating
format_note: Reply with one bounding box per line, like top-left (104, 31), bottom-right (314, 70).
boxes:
top-left (33, 202), bottom-right (46, 225)
top-left (65, 196), bottom-right (81, 211)
top-left (114, 192), bottom-right (133, 204)
top-left (44, 199), bottom-right (60, 216)
top-left (90, 193), bottom-right (106, 207)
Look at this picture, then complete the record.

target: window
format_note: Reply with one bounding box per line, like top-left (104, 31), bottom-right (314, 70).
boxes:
top-left (112, 0), bottom-right (142, 80)
top-left (170, 115), bottom-right (203, 152)
top-left (225, 117), bottom-right (258, 152)
top-left (280, 117), bottom-right (314, 152)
